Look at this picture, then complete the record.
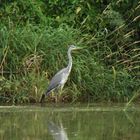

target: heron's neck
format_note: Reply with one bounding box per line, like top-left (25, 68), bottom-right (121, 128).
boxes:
top-left (67, 48), bottom-right (72, 72)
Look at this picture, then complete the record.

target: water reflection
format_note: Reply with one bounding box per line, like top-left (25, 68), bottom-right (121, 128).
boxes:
top-left (48, 121), bottom-right (68, 140)
top-left (0, 105), bottom-right (140, 140)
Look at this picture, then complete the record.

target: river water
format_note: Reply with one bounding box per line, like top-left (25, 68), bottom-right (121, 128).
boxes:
top-left (0, 104), bottom-right (140, 140)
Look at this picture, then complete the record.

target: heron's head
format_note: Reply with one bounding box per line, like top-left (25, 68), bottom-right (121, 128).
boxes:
top-left (68, 45), bottom-right (79, 51)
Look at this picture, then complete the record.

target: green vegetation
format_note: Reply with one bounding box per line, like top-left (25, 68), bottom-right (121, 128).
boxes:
top-left (0, 0), bottom-right (140, 103)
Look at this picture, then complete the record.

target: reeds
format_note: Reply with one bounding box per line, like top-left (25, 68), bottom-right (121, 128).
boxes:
top-left (0, 0), bottom-right (139, 103)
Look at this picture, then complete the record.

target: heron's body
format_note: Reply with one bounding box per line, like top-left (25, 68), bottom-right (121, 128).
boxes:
top-left (46, 67), bottom-right (70, 95)
top-left (40, 45), bottom-right (77, 103)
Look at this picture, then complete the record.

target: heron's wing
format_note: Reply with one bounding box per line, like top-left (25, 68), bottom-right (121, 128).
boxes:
top-left (46, 67), bottom-right (67, 95)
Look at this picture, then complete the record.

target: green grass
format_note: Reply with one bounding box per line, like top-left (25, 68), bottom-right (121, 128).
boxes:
top-left (0, 0), bottom-right (139, 104)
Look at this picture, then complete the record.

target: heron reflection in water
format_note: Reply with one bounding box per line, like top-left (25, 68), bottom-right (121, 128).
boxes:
top-left (48, 121), bottom-right (68, 140)
top-left (40, 45), bottom-right (81, 103)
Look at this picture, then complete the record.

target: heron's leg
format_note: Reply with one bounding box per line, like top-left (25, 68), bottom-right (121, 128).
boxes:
top-left (60, 86), bottom-right (63, 96)
top-left (58, 85), bottom-right (64, 102)
top-left (53, 87), bottom-right (59, 103)
top-left (54, 85), bottom-right (63, 103)
top-left (55, 95), bottom-right (58, 103)
top-left (51, 91), bottom-right (57, 103)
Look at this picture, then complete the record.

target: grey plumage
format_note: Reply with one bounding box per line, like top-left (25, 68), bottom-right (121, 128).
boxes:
top-left (45, 67), bottom-right (68, 95)
top-left (40, 45), bottom-right (78, 103)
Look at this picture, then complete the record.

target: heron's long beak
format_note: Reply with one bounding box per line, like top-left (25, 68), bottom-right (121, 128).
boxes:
top-left (74, 47), bottom-right (83, 50)
top-left (72, 47), bottom-right (83, 54)
top-left (76, 47), bottom-right (82, 50)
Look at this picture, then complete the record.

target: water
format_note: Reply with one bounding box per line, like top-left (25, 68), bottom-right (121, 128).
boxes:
top-left (0, 104), bottom-right (140, 140)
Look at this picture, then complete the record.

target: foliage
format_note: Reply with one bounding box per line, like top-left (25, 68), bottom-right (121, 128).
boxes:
top-left (0, 0), bottom-right (139, 103)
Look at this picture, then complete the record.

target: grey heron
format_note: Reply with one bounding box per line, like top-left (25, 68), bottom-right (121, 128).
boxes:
top-left (40, 45), bottom-right (79, 103)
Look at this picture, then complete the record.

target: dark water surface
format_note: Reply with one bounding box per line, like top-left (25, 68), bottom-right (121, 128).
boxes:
top-left (0, 104), bottom-right (140, 140)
